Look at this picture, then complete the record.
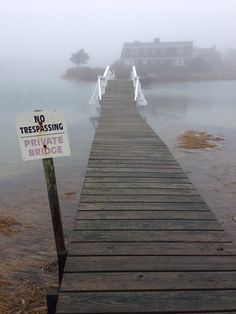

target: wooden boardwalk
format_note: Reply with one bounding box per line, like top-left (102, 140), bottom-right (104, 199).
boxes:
top-left (56, 80), bottom-right (236, 313)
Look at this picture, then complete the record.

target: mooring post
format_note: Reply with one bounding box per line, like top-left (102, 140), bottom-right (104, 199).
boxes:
top-left (42, 157), bottom-right (67, 284)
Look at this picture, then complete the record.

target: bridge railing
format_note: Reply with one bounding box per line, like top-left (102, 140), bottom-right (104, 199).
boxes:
top-left (89, 66), bottom-right (115, 104)
top-left (130, 66), bottom-right (147, 106)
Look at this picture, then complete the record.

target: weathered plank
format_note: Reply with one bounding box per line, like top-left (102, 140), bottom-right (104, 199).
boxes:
top-left (85, 172), bottom-right (189, 178)
top-left (78, 202), bottom-right (208, 211)
top-left (88, 158), bottom-right (178, 163)
top-left (56, 290), bottom-right (236, 313)
top-left (84, 177), bottom-right (192, 183)
top-left (87, 168), bottom-right (184, 173)
top-left (61, 271), bottom-right (236, 291)
top-left (74, 219), bottom-right (222, 231)
top-left (71, 230), bottom-right (231, 243)
top-left (88, 163), bottom-right (181, 168)
top-left (64, 256), bottom-right (236, 272)
top-left (68, 242), bottom-right (236, 256)
top-left (84, 182), bottom-right (194, 189)
top-left (82, 188), bottom-right (199, 195)
top-left (76, 210), bottom-right (214, 220)
top-left (80, 195), bottom-right (203, 203)
top-left (89, 152), bottom-right (178, 158)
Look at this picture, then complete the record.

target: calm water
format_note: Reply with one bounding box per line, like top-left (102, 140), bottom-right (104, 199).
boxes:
top-left (0, 63), bottom-right (97, 180)
top-left (142, 80), bottom-right (236, 130)
top-left (140, 80), bottom-right (236, 242)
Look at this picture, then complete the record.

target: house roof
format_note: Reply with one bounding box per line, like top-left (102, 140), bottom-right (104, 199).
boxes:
top-left (123, 38), bottom-right (193, 48)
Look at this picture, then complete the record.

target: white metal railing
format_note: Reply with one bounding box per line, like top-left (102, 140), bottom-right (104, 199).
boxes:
top-left (130, 66), bottom-right (147, 106)
top-left (89, 65), bottom-right (115, 104)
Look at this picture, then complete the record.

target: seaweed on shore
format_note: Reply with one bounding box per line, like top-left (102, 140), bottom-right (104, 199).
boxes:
top-left (0, 215), bottom-right (20, 235)
top-left (177, 130), bottom-right (224, 150)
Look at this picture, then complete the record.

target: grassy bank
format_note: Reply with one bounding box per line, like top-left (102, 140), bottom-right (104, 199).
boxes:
top-left (62, 66), bottom-right (105, 81)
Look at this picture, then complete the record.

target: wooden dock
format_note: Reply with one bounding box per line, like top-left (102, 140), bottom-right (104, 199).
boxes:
top-left (56, 79), bottom-right (236, 313)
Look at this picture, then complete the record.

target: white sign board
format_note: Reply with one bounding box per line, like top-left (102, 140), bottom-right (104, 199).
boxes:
top-left (16, 109), bottom-right (71, 161)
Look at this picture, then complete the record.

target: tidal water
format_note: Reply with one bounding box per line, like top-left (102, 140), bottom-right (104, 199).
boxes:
top-left (140, 80), bottom-right (236, 241)
top-left (0, 63), bottom-right (97, 180)
top-left (142, 80), bottom-right (236, 129)
top-left (1, 63), bottom-right (236, 310)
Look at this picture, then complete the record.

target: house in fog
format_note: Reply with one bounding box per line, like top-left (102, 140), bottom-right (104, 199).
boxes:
top-left (120, 38), bottom-right (194, 68)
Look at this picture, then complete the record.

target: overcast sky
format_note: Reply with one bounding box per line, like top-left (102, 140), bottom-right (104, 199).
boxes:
top-left (1, 0), bottom-right (236, 68)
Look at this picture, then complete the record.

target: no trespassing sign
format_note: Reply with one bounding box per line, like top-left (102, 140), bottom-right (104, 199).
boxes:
top-left (16, 109), bottom-right (71, 161)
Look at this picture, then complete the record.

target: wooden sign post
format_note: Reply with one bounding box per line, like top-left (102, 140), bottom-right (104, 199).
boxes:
top-left (16, 109), bottom-right (71, 284)
top-left (42, 157), bottom-right (66, 283)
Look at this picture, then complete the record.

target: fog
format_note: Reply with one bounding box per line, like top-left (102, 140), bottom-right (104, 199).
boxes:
top-left (1, 0), bottom-right (236, 71)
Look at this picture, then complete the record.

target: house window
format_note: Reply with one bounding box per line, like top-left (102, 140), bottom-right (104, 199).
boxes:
top-left (124, 48), bottom-right (130, 57)
top-left (177, 47), bottom-right (184, 55)
top-left (160, 48), bottom-right (165, 55)
top-left (136, 59), bottom-right (143, 66)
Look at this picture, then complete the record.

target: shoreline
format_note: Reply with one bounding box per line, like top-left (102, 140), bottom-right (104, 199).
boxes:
top-left (140, 72), bottom-right (236, 86)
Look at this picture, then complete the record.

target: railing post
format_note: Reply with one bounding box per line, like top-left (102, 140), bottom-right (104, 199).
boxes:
top-left (131, 66), bottom-right (147, 106)
top-left (98, 76), bottom-right (102, 101)
top-left (134, 76), bottom-right (139, 101)
top-left (89, 66), bottom-right (115, 105)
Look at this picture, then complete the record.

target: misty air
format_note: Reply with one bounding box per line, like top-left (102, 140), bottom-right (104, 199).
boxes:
top-left (1, 1), bottom-right (236, 313)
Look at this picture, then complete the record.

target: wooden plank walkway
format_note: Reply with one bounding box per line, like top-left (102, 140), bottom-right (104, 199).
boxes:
top-left (56, 80), bottom-right (236, 313)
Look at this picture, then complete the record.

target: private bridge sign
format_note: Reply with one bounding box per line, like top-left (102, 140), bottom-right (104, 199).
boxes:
top-left (16, 109), bottom-right (71, 161)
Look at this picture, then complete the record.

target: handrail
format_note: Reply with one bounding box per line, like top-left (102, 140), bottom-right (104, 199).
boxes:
top-left (130, 66), bottom-right (147, 106)
top-left (134, 76), bottom-right (139, 101)
top-left (132, 66), bottom-right (137, 79)
top-left (98, 77), bottom-right (102, 101)
top-left (89, 65), bottom-right (115, 105)
top-left (103, 66), bottom-right (110, 78)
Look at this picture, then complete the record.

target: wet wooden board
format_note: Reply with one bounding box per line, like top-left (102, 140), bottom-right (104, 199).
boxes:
top-left (74, 219), bottom-right (222, 231)
top-left (71, 230), bottom-right (231, 243)
top-left (88, 160), bottom-right (179, 164)
top-left (64, 256), bottom-right (236, 272)
top-left (68, 242), bottom-right (236, 256)
top-left (85, 172), bottom-right (190, 178)
top-left (61, 271), bottom-right (236, 291)
top-left (76, 210), bottom-right (214, 219)
top-left (88, 163), bottom-right (181, 168)
top-left (83, 182), bottom-right (194, 189)
top-left (78, 202), bottom-right (208, 210)
top-left (80, 195), bottom-right (204, 203)
top-left (81, 188), bottom-right (199, 195)
top-left (84, 177), bottom-right (192, 183)
top-left (56, 79), bottom-right (236, 313)
top-left (56, 290), bottom-right (236, 313)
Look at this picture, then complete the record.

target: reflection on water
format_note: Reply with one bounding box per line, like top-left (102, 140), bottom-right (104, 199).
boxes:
top-left (140, 80), bottom-right (236, 243)
top-left (143, 81), bottom-right (236, 129)
top-left (0, 65), bottom-right (97, 180)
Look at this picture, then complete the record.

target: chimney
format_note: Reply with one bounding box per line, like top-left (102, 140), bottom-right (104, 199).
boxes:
top-left (153, 38), bottom-right (160, 44)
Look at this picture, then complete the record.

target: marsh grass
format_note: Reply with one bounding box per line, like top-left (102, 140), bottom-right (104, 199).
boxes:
top-left (0, 215), bottom-right (20, 235)
top-left (0, 282), bottom-right (48, 314)
top-left (177, 130), bottom-right (224, 150)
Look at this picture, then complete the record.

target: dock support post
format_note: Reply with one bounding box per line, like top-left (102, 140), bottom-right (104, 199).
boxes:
top-left (42, 158), bottom-right (67, 284)
top-left (47, 288), bottom-right (59, 314)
